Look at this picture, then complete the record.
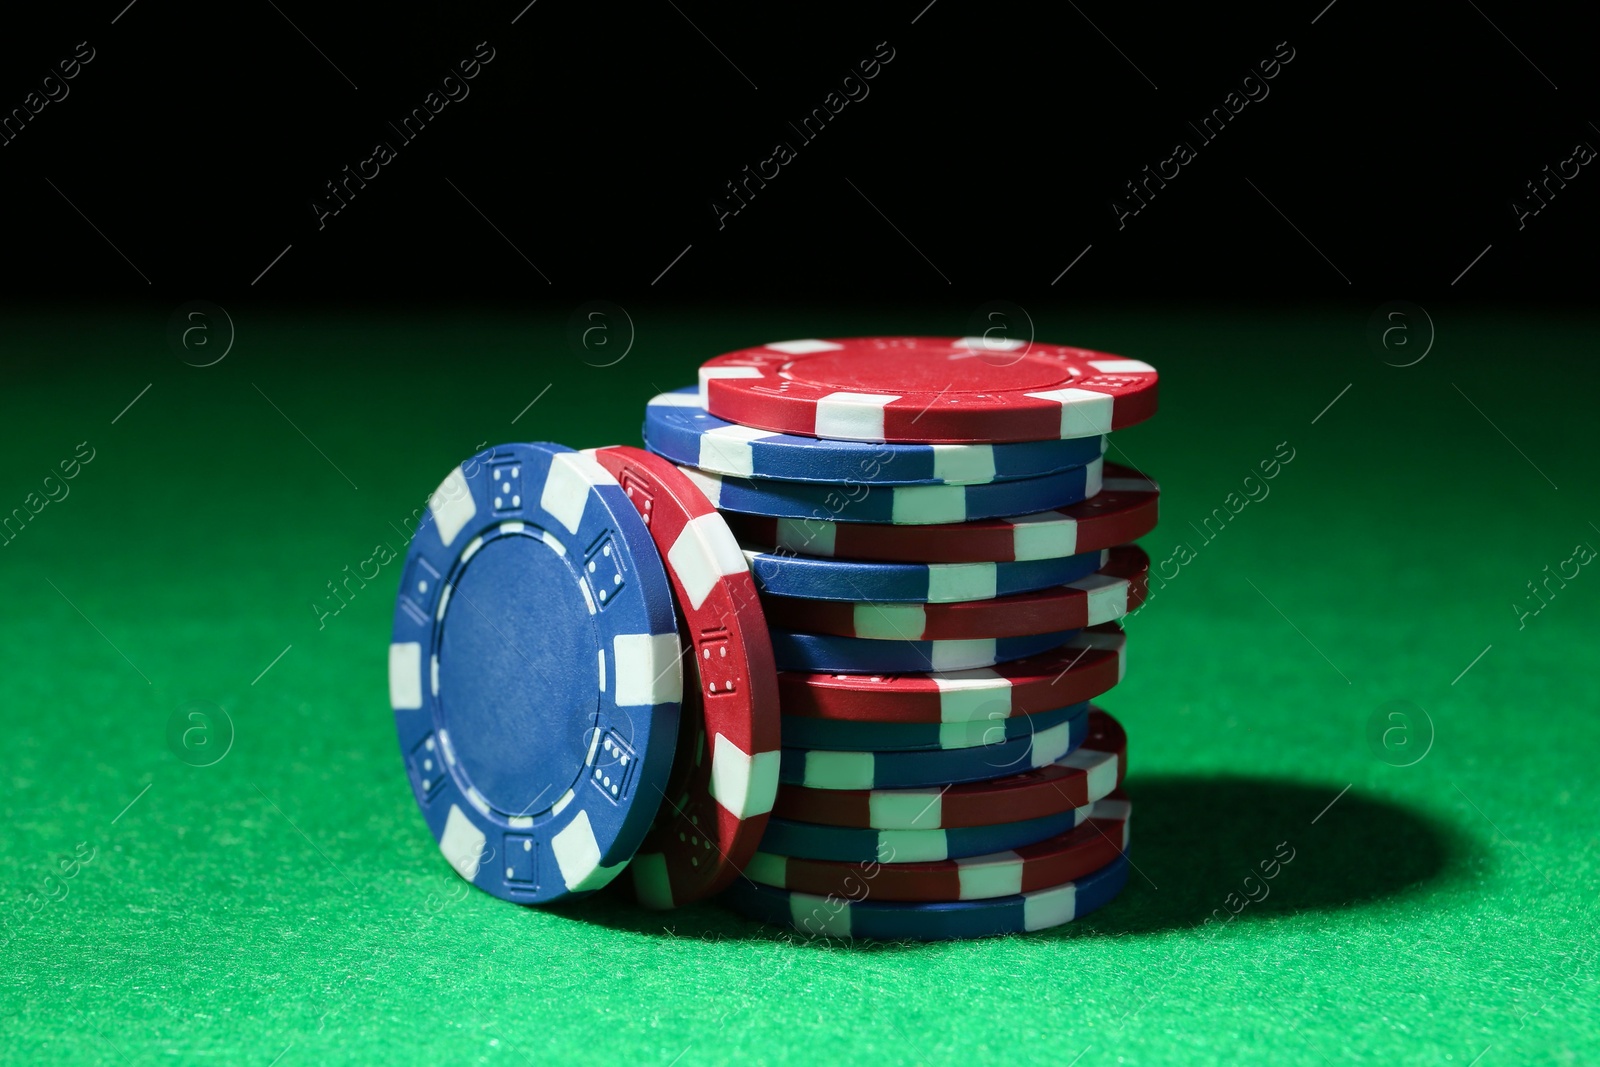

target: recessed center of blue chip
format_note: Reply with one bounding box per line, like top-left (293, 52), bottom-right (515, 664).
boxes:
top-left (438, 530), bottom-right (596, 818)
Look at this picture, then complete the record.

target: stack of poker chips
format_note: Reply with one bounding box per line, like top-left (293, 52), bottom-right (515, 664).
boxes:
top-left (641, 336), bottom-right (1160, 940)
top-left (388, 336), bottom-right (1158, 941)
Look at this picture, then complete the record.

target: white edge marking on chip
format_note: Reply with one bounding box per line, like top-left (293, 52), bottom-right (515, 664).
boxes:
top-left (802, 750), bottom-right (875, 790)
top-left (879, 828), bottom-right (950, 863)
top-left (669, 513), bottom-right (748, 611)
top-left (1095, 796), bottom-right (1131, 821)
top-left (437, 728), bottom-right (457, 766)
top-left (765, 338), bottom-right (844, 355)
top-left (430, 654), bottom-right (439, 697)
top-left (648, 391), bottom-right (703, 408)
top-left (852, 602), bottom-right (925, 641)
top-left (700, 425), bottom-right (773, 477)
top-left (459, 535), bottom-right (485, 565)
top-left (630, 853), bottom-right (673, 909)
top-left (464, 785), bottom-right (491, 817)
top-left (743, 851), bottom-right (788, 888)
top-left (553, 810), bottom-right (614, 891)
top-left (677, 465), bottom-right (724, 507)
top-left (1069, 572), bottom-right (1129, 625)
top-left (1083, 456), bottom-right (1104, 497)
top-left (709, 734), bottom-right (779, 818)
top-left (429, 466), bottom-right (476, 548)
top-left (388, 643), bottom-right (423, 710)
top-left (1030, 719), bottom-right (1075, 767)
top-left (930, 443), bottom-right (996, 484)
top-left (1088, 358), bottom-right (1156, 374)
top-left (932, 668), bottom-right (1007, 722)
top-left (434, 582), bottom-right (452, 622)
top-left (1008, 511), bottom-right (1078, 561)
top-left (551, 788), bottom-right (575, 816)
top-left (925, 562), bottom-right (998, 603)
top-left (790, 891), bottom-right (852, 937)
top-left (869, 790), bottom-right (942, 829)
top-left (614, 632), bottom-right (683, 706)
top-left (540, 529), bottom-right (566, 556)
top-left (584, 726), bottom-right (603, 766)
top-left (1023, 880), bottom-right (1077, 931)
top-left (890, 484), bottom-right (967, 525)
top-left (1101, 476), bottom-right (1156, 493)
top-left (957, 335), bottom-right (1025, 352)
top-left (542, 451), bottom-right (616, 535)
top-left (774, 516), bottom-right (835, 556)
top-left (596, 648), bottom-right (606, 693)
top-left (1023, 387), bottom-right (1114, 438)
top-left (955, 851), bottom-right (1024, 899)
top-left (929, 638), bottom-right (996, 671)
top-left (698, 364), bottom-right (766, 406)
top-left (814, 391), bottom-right (899, 442)
top-left (439, 805), bottom-right (487, 882)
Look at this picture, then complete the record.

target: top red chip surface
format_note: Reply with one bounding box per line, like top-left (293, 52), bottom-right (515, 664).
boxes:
top-left (699, 337), bottom-right (1158, 444)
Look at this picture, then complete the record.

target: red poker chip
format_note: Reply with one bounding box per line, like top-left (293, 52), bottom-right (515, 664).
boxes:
top-left (745, 790), bottom-right (1131, 901)
top-left (773, 710), bottom-right (1127, 829)
top-left (778, 624), bottom-right (1125, 724)
top-left (699, 337), bottom-right (1158, 444)
top-left (760, 546), bottom-right (1148, 641)
top-left (586, 446), bottom-right (781, 908)
top-left (723, 463), bottom-right (1158, 564)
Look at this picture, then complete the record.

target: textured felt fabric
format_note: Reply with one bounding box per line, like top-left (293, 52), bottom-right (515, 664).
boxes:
top-left (2, 308), bottom-right (1596, 1065)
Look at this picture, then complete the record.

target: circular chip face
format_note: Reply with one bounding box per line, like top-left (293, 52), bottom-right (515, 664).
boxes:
top-left (774, 710), bottom-right (1125, 828)
top-left (643, 386), bottom-right (1106, 485)
top-left (746, 548), bottom-right (1108, 603)
top-left (760, 546), bottom-right (1149, 641)
top-left (755, 804), bottom-right (1094, 864)
top-left (745, 791), bottom-right (1129, 901)
top-left (778, 705), bottom-right (1088, 790)
top-left (586, 446), bottom-right (782, 909)
top-left (699, 337), bottom-right (1158, 444)
top-left (769, 628), bottom-right (1078, 674)
top-left (779, 701), bottom-right (1088, 753)
top-left (724, 464), bottom-right (1159, 563)
top-left (778, 624), bottom-right (1125, 723)
top-left (678, 458), bottom-right (1102, 525)
top-left (389, 443), bottom-right (683, 905)
top-left (721, 850), bottom-right (1131, 940)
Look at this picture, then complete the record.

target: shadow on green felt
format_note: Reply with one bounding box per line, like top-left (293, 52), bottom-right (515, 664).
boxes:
top-left (547, 774), bottom-right (1472, 946)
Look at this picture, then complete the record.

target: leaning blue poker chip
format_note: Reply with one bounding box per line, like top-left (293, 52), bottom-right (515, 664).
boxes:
top-left (755, 802), bottom-right (1094, 864)
top-left (643, 386), bottom-right (1106, 486)
top-left (678, 459), bottom-right (1102, 526)
top-left (388, 443), bottom-right (684, 905)
top-left (768, 628), bottom-right (1078, 674)
top-left (745, 548), bottom-right (1108, 603)
top-left (721, 850), bottom-right (1130, 940)
top-left (778, 701), bottom-right (1089, 753)
top-left (777, 704), bottom-right (1087, 790)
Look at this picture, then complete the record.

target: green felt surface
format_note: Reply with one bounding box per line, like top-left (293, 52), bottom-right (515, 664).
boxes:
top-left (3, 306), bottom-right (1598, 1065)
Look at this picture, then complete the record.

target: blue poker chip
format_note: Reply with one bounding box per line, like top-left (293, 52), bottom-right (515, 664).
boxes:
top-left (757, 802), bottom-right (1094, 864)
top-left (778, 705), bottom-right (1087, 790)
top-left (643, 386), bottom-right (1105, 486)
top-left (745, 548), bottom-right (1108, 603)
top-left (779, 701), bottom-right (1089, 752)
top-left (679, 459), bottom-right (1102, 526)
top-left (388, 443), bottom-right (683, 905)
top-left (769, 628), bottom-right (1078, 674)
top-left (721, 851), bottom-right (1130, 940)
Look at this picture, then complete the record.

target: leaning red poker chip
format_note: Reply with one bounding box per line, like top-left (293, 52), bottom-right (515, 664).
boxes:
top-left (743, 791), bottom-right (1130, 902)
top-left (777, 624), bottom-right (1126, 724)
top-left (772, 710), bottom-right (1125, 829)
top-left (723, 464), bottom-right (1159, 564)
top-left (699, 337), bottom-right (1158, 444)
top-left (760, 546), bottom-right (1149, 641)
top-left (586, 446), bottom-right (781, 909)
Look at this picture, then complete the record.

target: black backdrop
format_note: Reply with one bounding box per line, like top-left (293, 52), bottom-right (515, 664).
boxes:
top-left (2, 1), bottom-right (1593, 300)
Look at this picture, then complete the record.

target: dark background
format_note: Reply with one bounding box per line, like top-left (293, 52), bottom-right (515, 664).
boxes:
top-left (1, 0), bottom-right (1593, 301)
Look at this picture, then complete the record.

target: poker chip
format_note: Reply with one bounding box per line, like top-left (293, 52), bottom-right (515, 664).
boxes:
top-left (389, 443), bottom-right (683, 905)
top-left (777, 705), bottom-right (1087, 790)
top-left (760, 546), bottom-right (1148, 641)
top-left (745, 548), bottom-right (1108, 603)
top-left (756, 803), bottom-right (1096, 864)
top-left (768, 627), bottom-right (1078, 674)
top-left (779, 701), bottom-right (1088, 753)
top-left (778, 624), bottom-right (1126, 723)
top-left (643, 386), bottom-right (1106, 485)
top-left (745, 791), bottom-right (1129, 901)
top-left (678, 458), bottom-right (1103, 525)
top-left (699, 337), bottom-right (1158, 444)
top-left (721, 851), bottom-right (1131, 940)
top-left (723, 464), bottom-right (1158, 563)
top-left (773, 709), bottom-right (1125, 827)
top-left (586, 446), bottom-right (782, 909)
